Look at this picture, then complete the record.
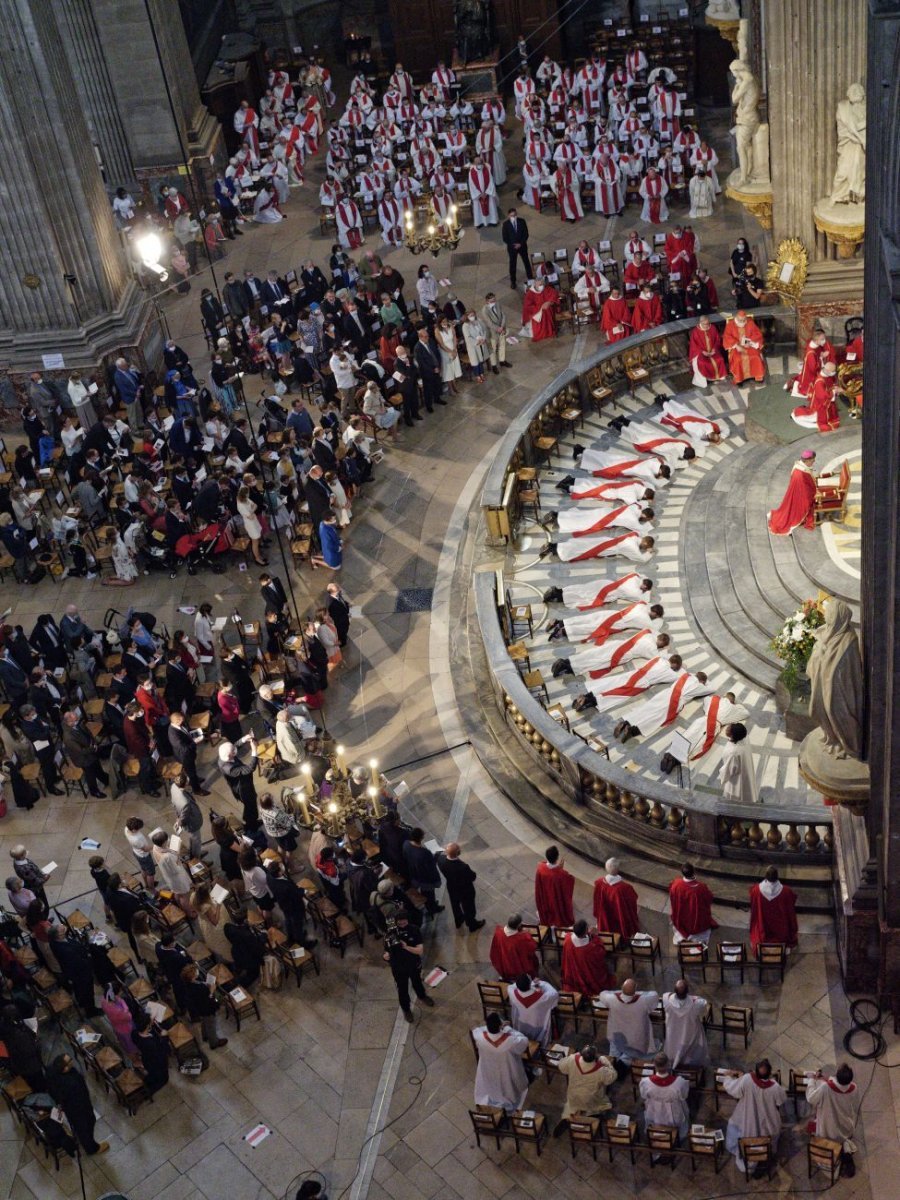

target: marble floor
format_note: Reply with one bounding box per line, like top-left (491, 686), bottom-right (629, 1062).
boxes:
top-left (2, 92), bottom-right (896, 1200)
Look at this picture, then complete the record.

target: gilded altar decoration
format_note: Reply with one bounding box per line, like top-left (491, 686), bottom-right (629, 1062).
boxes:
top-left (765, 238), bottom-right (809, 305)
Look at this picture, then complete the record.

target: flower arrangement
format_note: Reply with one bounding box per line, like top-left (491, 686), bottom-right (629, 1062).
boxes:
top-left (771, 599), bottom-right (825, 691)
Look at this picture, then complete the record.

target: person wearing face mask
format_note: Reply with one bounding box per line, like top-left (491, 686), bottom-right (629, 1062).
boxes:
top-left (729, 238), bottom-right (753, 285)
top-left (462, 311), bottom-right (489, 383)
top-left (391, 345), bottom-right (421, 425)
top-left (416, 264), bottom-right (439, 309)
top-left (362, 380), bottom-right (402, 438)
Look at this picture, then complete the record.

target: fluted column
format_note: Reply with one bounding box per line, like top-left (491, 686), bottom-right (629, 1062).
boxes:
top-left (0, 0), bottom-right (150, 368)
top-left (54, 0), bottom-right (136, 189)
top-left (764, 0), bottom-right (867, 260)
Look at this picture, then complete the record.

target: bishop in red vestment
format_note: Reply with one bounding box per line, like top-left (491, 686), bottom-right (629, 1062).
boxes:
top-left (669, 865), bottom-right (718, 944)
top-left (688, 316), bottom-right (726, 384)
top-left (767, 450), bottom-right (818, 535)
top-left (489, 916), bottom-right (540, 981)
top-left (521, 281), bottom-right (559, 342)
top-left (592, 857), bottom-right (640, 938)
top-left (561, 921), bottom-right (617, 993)
top-left (748, 867), bottom-right (798, 951)
top-left (601, 289), bottom-right (632, 344)
top-left (534, 846), bottom-right (575, 926)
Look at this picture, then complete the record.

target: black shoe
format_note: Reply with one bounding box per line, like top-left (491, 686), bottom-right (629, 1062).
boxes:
top-left (414, 414), bottom-right (424, 420)
top-left (402, 1009), bottom-right (414, 1022)
top-left (501, 361), bottom-right (512, 368)
top-left (841, 1155), bottom-right (856, 1179)
top-left (48, 787), bottom-right (64, 796)
top-left (469, 919), bottom-right (486, 931)
top-left (90, 791), bottom-right (106, 799)
top-left (543, 587), bottom-right (563, 602)
top-left (420, 996), bottom-right (435, 1007)
top-left (435, 399), bottom-right (447, 405)
top-left (455, 920), bottom-right (464, 929)
top-left (405, 419), bottom-right (414, 427)
top-left (555, 475), bottom-right (575, 491)
top-left (752, 1164), bottom-right (768, 1179)
top-left (492, 366), bottom-right (499, 375)
top-left (553, 1120), bottom-right (568, 1138)
top-left (426, 407), bottom-right (434, 413)
top-left (303, 939), bottom-right (319, 950)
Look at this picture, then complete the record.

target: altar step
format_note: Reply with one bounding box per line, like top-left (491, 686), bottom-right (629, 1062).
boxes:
top-left (681, 432), bottom-right (860, 695)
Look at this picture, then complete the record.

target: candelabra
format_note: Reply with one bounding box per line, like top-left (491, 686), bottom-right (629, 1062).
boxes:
top-left (403, 203), bottom-right (463, 256)
top-left (289, 746), bottom-right (385, 835)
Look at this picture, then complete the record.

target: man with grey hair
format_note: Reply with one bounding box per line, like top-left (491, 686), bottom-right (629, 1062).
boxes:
top-left (437, 843), bottom-right (485, 932)
top-left (592, 856), bottom-right (641, 939)
top-left (18, 703), bottom-right (63, 794)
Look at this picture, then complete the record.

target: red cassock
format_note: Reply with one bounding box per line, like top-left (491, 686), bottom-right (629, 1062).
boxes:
top-left (722, 318), bottom-right (766, 383)
top-left (792, 345), bottom-right (822, 397)
top-left (535, 862), bottom-right (575, 926)
top-left (632, 294), bottom-right (664, 331)
top-left (489, 927), bottom-right (540, 981)
top-left (688, 325), bottom-right (727, 379)
top-left (768, 464), bottom-right (817, 535)
top-left (793, 376), bottom-right (840, 433)
top-left (522, 285), bottom-right (559, 342)
top-left (601, 297), bottom-right (632, 343)
top-left (669, 878), bottom-right (718, 939)
top-left (748, 883), bottom-right (798, 951)
top-left (561, 936), bottom-right (616, 994)
top-left (664, 232), bottom-right (697, 282)
top-left (592, 878), bottom-right (640, 938)
top-left (623, 260), bottom-right (654, 290)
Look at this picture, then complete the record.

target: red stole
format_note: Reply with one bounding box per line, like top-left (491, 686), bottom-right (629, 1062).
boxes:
top-left (470, 167), bottom-right (491, 216)
top-left (633, 436), bottom-right (685, 454)
top-left (483, 1031), bottom-right (511, 1048)
top-left (663, 673), bottom-right (691, 724)
top-left (596, 457), bottom-right (644, 478)
top-left (572, 532), bottom-right (635, 560)
top-left (600, 630), bottom-right (647, 676)
top-left (574, 504), bottom-right (630, 537)
top-left (512, 987), bottom-right (543, 1009)
top-left (691, 695), bottom-right (721, 760)
top-left (601, 656), bottom-right (660, 697)
top-left (585, 602), bottom-right (640, 644)
top-left (583, 573), bottom-right (638, 608)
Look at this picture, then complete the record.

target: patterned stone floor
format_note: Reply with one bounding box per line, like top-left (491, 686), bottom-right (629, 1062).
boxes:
top-left (1, 80), bottom-right (894, 1200)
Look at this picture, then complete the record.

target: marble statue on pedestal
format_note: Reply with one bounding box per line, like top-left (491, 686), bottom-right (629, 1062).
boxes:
top-left (729, 60), bottom-right (770, 188)
top-left (707, 0), bottom-right (739, 17)
top-left (806, 598), bottom-right (864, 760)
top-left (829, 84), bottom-right (866, 205)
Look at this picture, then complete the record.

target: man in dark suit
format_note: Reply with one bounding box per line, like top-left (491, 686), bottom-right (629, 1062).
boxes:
top-left (102, 695), bottom-right (126, 742)
top-left (168, 711), bottom-right (208, 794)
top-left (105, 874), bottom-right (144, 953)
top-left (311, 431), bottom-right (337, 472)
top-left (437, 843), bottom-right (485, 932)
top-left (501, 207), bottom-right (534, 289)
top-left (0, 650), bottom-right (29, 702)
top-left (108, 665), bottom-right (136, 707)
top-left (326, 582), bottom-right (351, 647)
top-left (261, 271), bottom-right (291, 311)
top-left (303, 465), bottom-right (333, 529)
top-left (402, 828), bottom-right (445, 917)
top-left (243, 270), bottom-right (265, 312)
top-left (164, 652), bottom-right (195, 714)
top-left (18, 706), bottom-right (64, 794)
top-left (199, 288), bottom-right (224, 333)
top-left (301, 260), bottom-right (329, 303)
top-left (259, 574), bottom-right (288, 617)
top-left (265, 861), bottom-right (318, 948)
top-left (341, 301), bottom-right (373, 356)
top-left (61, 711), bottom-right (108, 798)
top-left (223, 271), bottom-right (250, 320)
top-left (223, 417), bottom-right (254, 462)
top-left (413, 328), bottom-right (445, 411)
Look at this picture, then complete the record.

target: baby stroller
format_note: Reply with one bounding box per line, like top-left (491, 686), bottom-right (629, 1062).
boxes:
top-left (173, 519), bottom-right (232, 575)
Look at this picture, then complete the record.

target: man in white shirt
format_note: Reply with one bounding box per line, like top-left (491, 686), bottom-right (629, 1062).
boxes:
top-left (328, 347), bottom-right (360, 416)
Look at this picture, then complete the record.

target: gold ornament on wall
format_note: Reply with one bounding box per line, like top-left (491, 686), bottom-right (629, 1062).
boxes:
top-left (766, 238), bottom-right (809, 306)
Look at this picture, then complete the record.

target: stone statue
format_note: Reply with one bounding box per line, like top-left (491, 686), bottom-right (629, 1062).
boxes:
top-left (806, 598), bottom-right (864, 760)
top-left (455, 0), bottom-right (493, 64)
top-left (829, 83), bottom-right (866, 204)
top-left (729, 59), bottom-right (769, 186)
top-left (707, 0), bottom-right (739, 17)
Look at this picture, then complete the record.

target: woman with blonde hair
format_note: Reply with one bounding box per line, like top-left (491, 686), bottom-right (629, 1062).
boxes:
top-left (191, 882), bottom-right (232, 960)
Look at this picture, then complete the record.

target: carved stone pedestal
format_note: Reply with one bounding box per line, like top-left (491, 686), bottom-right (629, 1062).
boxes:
top-left (832, 807), bottom-right (879, 991)
top-left (813, 199), bottom-right (865, 259)
top-left (725, 172), bottom-right (773, 230)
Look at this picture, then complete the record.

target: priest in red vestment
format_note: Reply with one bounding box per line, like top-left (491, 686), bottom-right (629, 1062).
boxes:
top-left (688, 315), bottom-right (727, 386)
top-left (791, 362), bottom-right (840, 432)
top-left (561, 920), bottom-right (617, 993)
top-left (723, 310), bottom-right (766, 383)
top-left (534, 846), bottom-right (575, 926)
top-left (786, 331), bottom-right (832, 399)
top-left (601, 288), bottom-right (632, 344)
top-left (521, 280), bottom-right (559, 342)
top-left (664, 225), bottom-right (697, 283)
top-left (748, 867), bottom-right (798, 951)
top-left (592, 857), bottom-right (640, 938)
top-left (767, 449), bottom-right (818, 535)
top-left (669, 864), bottom-right (718, 944)
top-left (489, 914), bottom-right (540, 981)
top-left (631, 286), bottom-right (664, 332)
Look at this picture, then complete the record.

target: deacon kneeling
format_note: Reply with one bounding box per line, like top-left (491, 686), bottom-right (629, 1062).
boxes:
top-left (473, 1012), bottom-right (530, 1112)
top-left (561, 919), bottom-right (617, 994)
top-left (640, 1051), bottom-right (691, 1142)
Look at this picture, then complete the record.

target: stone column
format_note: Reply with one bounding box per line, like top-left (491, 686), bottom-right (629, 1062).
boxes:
top-left (90, 0), bottom-right (222, 189)
top-left (0, 0), bottom-right (150, 370)
top-left (53, 0), bottom-right (137, 190)
top-left (764, 0), bottom-right (866, 269)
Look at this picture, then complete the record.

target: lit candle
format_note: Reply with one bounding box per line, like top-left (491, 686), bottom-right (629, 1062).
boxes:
top-left (301, 762), bottom-right (315, 797)
top-left (369, 757), bottom-right (379, 788)
top-left (368, 785), bottom-right (384, 819)
top-left (336, 744), bottom-right (346, 773)
top-left (296, 787), bottom-right (310, 825)
top-left (450, 204), bottom-right (457, 229)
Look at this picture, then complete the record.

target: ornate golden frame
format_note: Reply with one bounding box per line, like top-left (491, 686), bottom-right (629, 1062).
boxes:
top-left (765, 238), bottom-right (809, 305)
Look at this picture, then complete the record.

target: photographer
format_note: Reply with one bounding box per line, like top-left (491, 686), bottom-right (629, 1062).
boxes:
top-left (381, 902), bottom-right (435, 1023)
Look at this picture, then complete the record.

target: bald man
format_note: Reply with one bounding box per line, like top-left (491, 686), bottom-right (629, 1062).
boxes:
top-left (437, 843), bottom-right (485, 933)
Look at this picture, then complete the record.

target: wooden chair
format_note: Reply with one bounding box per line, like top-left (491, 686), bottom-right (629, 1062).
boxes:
top-left (507, 642), bottom-right (532, 674)
top-left (716, 940), bottom-right (747, 982)
top-left (522, 669), bottom-right (549, 705)
top-left (807, 1135), bottom-right (843, 1185)
top-left (273, 934), bottom-right (321, 987)
top-left (553, 990), bottom-right (583, 1036)
top-left (470, 1105), bottom-right (509, 1151)
top-left (510, 1110), bottom-right (548, 1155)
top-left (630, 1059), bottom-right (654, 1101)
top-left (546, 703), bottom-right (570, 731)
top-left (529, 418), bottom-right (559, 467)
top-left (594, 930), bottom-right (623, 955)
top-left (788, 1067), bottom-right (818, 1117)
top-left (738, 1135), bottom-right (774, 1181)
top-left (111, 1066), bottom-right (151, 1115)
top-left (647, 1123), bottom-right (679, 1167)
top-left (0, 1076), bottom-right (32, 1123)
top-left (128, 977), bottom-right (157, 1005)
top-left (604, 1117), bottom-right (638, 1164)
top-left (477, 980), bottom-right (510, 1020)
top-left (721, 1003), bottom-right (754, 1049)
top-left (61, 764), bottom-right (87, 798)
top-left (568, 1114), bottom-right (604, 1160)
top-left (689, 1129), bottom-right (725, 1173)
top-left (167, 1020), bottom-right (201, 1063)
top-left (321, 909), bottom-right (364, 957)
top-left (676, 940), bottom-right (708, 976)
top-left (55, 908), bottom-right (93, 938)
top-left (505, 589), bottom-right (534, 639)
top-left (756, 942), bottom-right (787, 982)
top-left (814, 460), bottom-right (851, 524)
top-left (629, 933), bottom-right (662, 975)
top-left (221, 978), bottom-right (262, 1031)
top-left (107, 945), bottom-right (139, 981)
top-left (622, 346), bottom-right (650, 394)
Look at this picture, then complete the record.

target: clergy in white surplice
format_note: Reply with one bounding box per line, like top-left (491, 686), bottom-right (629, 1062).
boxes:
top-left (473, 1013), bottom-right (530, 1112)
